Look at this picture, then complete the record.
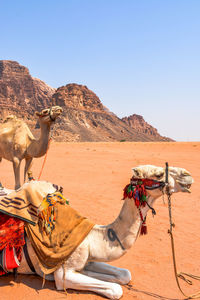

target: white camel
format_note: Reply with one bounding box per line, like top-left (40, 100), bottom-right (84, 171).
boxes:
top-left (12, 165), bottom-right (193, 299)
top-left (0, 106), bottom-right (62, 190)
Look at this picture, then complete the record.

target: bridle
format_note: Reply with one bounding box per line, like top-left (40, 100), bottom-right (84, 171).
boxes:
top-left (107, 165), bottom-right (169, 248)
top-left (49, 107), bottom-right (56, 122)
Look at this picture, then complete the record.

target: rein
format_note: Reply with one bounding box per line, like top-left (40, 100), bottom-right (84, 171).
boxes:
top-left (165, 162), bottom-right (200, 299)
top-left (37, 107), bottom-right (57, 179)
top-left (37, 138), bottom-right (51, 180)
top-left (109, 164), bottom-right (200, 299)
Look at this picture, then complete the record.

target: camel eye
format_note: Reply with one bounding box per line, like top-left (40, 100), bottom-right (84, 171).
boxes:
top-left (155, 173), bottom-right (164, 179)
top-left (133, 169), bottom-right (140, 176)
top-left (42, 109), bottom-right (49, 115)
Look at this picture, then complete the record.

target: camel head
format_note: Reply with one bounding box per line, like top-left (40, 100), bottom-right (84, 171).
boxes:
top-left (35, 106), bottom-right (63, 123)
top-left (132, 165), bottom-right (193, 197)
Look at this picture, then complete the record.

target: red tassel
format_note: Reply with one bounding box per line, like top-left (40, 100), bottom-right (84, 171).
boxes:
top-left (135, 199), bottom-right (140, 207)
top-left (140, 223), bottom-right (147, 235)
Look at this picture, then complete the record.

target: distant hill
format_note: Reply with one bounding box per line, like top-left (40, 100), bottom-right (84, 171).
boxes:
top-left (121, 114), bottom-right (172, 142)
top-left (0, 60), bottom-right (172, 142)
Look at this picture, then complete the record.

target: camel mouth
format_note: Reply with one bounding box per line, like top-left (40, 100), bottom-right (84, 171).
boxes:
top-left (52, 107), bottom-right (63, 116)
top-left (177, 181), bottom-right (192, 193)
top-left (49, 106), bottom-right (63, 121)
top-left (55, 107), bottom-right (63, 115)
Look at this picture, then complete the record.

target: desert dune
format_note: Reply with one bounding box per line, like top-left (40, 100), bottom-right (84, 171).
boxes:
top-left (0, 142), bottom-right (199, 300)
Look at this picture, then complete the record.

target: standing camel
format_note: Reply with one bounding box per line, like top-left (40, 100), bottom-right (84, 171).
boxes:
top-left (0, 106), bottom-right (62, 189)
top-left (14, 165), bottom-right (193, 299)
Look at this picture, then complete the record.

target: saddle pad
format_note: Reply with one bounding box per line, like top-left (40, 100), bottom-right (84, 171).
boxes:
top-left (26, 202), bottom-right (95, 274)
top-left (0, 181), bottom-right (57, 225)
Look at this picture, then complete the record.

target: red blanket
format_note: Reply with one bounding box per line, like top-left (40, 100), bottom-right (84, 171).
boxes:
top-left (0, 213), bottom-right (25, 275)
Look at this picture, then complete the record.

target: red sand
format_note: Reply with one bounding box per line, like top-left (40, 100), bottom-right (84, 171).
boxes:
top-left (0, 142), bottom-right (199, 300)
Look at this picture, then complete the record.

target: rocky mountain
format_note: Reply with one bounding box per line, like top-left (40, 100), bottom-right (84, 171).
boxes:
top-left (51, 83), bottom-right (169, 142)
top-left (0, 60), bottom-right (172, 142)
top-left (0, 60), bottom-right (55, 120)
top-left (121, 114), bottom-right (171, 141)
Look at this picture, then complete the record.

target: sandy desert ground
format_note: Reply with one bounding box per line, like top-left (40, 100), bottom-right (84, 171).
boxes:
top-left (0, 141), bottom-right (199, 300)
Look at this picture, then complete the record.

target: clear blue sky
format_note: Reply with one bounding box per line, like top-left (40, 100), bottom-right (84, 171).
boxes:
top-left (1, 0), bottom-right (200, 141)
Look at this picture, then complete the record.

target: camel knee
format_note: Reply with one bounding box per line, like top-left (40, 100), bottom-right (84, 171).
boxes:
top-left (116, 268), bottom-right (131, 285)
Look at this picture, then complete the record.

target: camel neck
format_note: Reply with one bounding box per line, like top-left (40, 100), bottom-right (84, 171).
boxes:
top-left (27, 122), bottom-right (51, 158)
top-left (111, 196), bottom-right (156, 250)
top-left (88, 192), bottom-right (161, 263)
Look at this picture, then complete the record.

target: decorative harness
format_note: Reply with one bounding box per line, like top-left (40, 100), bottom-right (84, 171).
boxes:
top-left (107, 170), bottom-right (166, 249)
top-left (123, 177), bottom-right (165, 235)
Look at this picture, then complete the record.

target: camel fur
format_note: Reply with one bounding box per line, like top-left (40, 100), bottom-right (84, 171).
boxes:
top-left (6, 165), bottom-right (194, 299)
top-left (0, 106), bottom-right (62, 189)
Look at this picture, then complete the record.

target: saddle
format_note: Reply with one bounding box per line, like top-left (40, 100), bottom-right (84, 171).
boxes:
top-left (0, 181), bottom-right (94, 275)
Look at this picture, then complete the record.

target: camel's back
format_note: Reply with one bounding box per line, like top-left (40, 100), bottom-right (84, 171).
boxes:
top-left (0, 116), bottom-right (35, 160)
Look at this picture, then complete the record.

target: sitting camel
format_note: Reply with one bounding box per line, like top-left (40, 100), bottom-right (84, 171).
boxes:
top-left (0, 106), bottom-right (62, 189)
top-left (4, 165), bottom-right (193, 299)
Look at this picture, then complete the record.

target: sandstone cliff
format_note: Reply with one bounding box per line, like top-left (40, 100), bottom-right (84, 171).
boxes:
top-left (0, 60), bottom-right (55, 119)
top-left (51, 83), bottom-right (160, 142)
top-left (121, 114), bottom-right (172, 141)
top-left (0, 60), bottom-right (172, 142)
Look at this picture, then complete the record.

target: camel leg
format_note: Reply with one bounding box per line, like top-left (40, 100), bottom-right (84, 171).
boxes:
top-left (24, 157), bottom-right (33, 182)
top-left (13, 157), bottom-right (21, 190)
top-left (81, 262), bottom-right (131, 285)
top-left (54, 266), bottom-right (123, 299)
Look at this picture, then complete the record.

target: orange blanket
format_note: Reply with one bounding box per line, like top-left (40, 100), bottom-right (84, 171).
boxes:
top-left (25, 202), bottom-right (94, 274)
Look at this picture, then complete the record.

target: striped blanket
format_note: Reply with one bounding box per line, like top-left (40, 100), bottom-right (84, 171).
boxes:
top-left (0, 181), bottom-right (58, 225)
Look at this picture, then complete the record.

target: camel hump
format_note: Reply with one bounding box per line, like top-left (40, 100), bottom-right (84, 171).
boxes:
top-left (3, 115), bottom-right (18, 123)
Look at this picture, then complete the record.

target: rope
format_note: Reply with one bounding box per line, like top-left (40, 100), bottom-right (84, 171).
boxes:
top-left (166, 162), bottom-right (200, 299)
top-left (38, 138), bottom-right (51, 181)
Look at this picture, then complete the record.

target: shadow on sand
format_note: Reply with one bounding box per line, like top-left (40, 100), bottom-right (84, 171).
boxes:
top-left (0, 274), bottom-right (187, 300)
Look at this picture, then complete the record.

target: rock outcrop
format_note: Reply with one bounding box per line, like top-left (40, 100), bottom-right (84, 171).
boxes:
top-left (52, 84), bottom-right (171, 142)
top-left (0, 60), bottom-right (172, 142)
top-left (0, 60), bottom-right (55, 119)
top-left (121, 114), bottom-right (172, 141)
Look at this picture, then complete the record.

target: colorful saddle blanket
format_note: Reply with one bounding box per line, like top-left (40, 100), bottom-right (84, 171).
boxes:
top-left (0, 213), bottom-right (25, 275)
top-left (0, 182), bottom-right (95, 275)
top-left (0, 181), bottom-right (57, 275)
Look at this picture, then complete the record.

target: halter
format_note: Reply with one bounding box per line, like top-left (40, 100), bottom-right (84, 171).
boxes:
top-left (107, 168), bottom-right (167, 249)
top-left (123, 170), bottom-right (167, 235)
